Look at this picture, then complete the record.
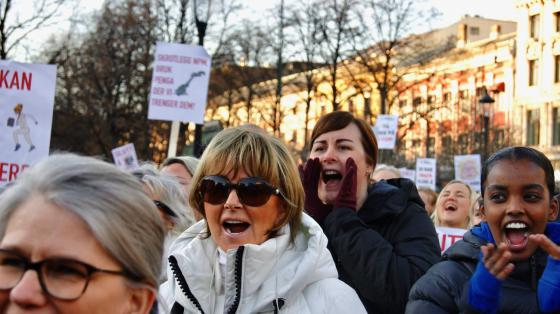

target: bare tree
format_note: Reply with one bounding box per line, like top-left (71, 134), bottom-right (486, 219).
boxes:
top-left (48, 0), bottom-right (170, 161)
top-left (287, 0), bottom-right (323, 152)
top-left (0, 0), bottom-right (72, 59)
top-left (350, 0), bottom-right (445, 114)
top-left (317, 0), bottom-right (356, 111)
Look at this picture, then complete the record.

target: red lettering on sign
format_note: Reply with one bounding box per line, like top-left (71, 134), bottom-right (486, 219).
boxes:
top-left (0, 162), bottom-right (29, 182)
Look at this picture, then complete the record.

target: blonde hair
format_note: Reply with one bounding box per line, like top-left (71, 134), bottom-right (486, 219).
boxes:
top-left (189, 126), bottom-right (304, 242)
top-left (431, 180), bottom-right (478, 229)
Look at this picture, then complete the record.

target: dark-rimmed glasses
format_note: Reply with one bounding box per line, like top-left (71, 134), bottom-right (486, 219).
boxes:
top-left (154, 200), bottom-right (177, 218)
top-left (198, 175), bottom-right (283, 207)
top-left (0, 249), bottom-right (135, 301)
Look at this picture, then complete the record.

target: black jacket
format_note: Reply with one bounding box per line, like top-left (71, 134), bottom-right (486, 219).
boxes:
top-left (406, 223), bottom-right (560, 314)
top-left (323, 178), bottom-right (440, 314)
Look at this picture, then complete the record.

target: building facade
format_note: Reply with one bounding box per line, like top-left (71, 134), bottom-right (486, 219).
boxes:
top-left (515, 0), bottom-right (560, 172)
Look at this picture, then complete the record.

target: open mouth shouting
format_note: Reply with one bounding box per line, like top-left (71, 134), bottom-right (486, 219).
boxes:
top-left (503, 221), bottom-right (530, 251)
top-left (223, 220), bottom-right (250, 235)
top-left (322, 169), bottom-right (342, 188)
top-left (444, 203), bottom-right (457, 212)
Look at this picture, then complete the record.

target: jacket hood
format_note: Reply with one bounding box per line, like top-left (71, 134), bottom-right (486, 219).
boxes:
top-left (164, 213), bottom-right (339, 313)
top-left (359, 178), bottom-right (424, 222)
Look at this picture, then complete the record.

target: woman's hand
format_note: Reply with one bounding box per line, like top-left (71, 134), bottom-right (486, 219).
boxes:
top-left (333, 158), bottom-right (357, 211)
top-left (481, 243), bottom-right (515, 280)
top-left (530, 234), bottom-right (560, 312)
top-left (468, 243), bottom-right (513, 313)
top-left (299, 158), bottom-right (332, 225)
top-left (529, 234), bottom-right (560, 259)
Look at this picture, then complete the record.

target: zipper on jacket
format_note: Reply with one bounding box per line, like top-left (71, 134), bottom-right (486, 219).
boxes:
top-left (169, 255), bottom-right (205, 314)
top-left (530, 255), bottom-right (537, 290)
top-left (226, 246), bottom-right (245, 314)
top-left (272, 298), bottom-right (285, 314)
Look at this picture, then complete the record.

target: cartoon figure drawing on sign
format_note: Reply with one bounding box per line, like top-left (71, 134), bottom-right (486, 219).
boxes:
top-left (11, 103), bottom-right (38, 152)
top-left (175, 71), bottom-right (205, 96)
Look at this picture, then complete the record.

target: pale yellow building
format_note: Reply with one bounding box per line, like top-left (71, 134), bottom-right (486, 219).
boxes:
top-left (515, 0), bottom-right (560, 171)
top-left (204, 11), bottom-right (560, 179)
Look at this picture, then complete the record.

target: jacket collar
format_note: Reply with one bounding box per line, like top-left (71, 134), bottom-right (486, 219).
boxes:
top-left (166, 214), bottom-right (339, 312)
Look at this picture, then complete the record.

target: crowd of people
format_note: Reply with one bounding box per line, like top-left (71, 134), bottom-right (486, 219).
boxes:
top-left (0, 111), bottom-right (559, 314)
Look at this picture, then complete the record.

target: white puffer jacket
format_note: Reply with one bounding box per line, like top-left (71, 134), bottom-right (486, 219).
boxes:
top-left (159, 214), bottom-right (366, 314)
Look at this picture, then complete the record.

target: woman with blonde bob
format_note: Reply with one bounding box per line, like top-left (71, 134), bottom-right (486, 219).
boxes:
top-left (160, 126), bottom-right (366, 313)
top-left (432, 180), bottom-right (477, 229)
top-left (0, 154), bottom-right (164, 313)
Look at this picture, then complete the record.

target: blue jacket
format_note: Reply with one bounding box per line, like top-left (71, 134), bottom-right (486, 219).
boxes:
top-left (406, 222), bottom-right (560, 314)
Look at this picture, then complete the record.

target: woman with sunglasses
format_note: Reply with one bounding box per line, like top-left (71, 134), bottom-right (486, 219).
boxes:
top-left (160, 125), bottom-right (366, 313)
top-left (0, 153), bottom-right (164, 313)
top-left (301, 111), bottom-right (440, 313)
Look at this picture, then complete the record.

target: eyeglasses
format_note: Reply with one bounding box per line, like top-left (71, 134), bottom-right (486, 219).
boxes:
top-left (0, 249), bottom-right (134, 301)
top-left (198, 175), bottom-right (283, 207)
top-left (154, 200), bottom-right (177, 218)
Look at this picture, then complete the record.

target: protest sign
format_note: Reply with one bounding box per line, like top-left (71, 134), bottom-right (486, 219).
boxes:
top-left (373, 115), bottom-right (399, 149)
top-left (399, 168), bottom-right (416, 182)
top-left (436, 226), bottom-right (467, 253)
top-left (454, 154), bottom-right (481, 192)
top-left (111, 143), bottom-right (139, 171)
top-left (415, 158), bottom-right (437, 190)
top-left (0, 61), bottom-right (56, 185)
top-left (148, 42), bottom-right (211, 124)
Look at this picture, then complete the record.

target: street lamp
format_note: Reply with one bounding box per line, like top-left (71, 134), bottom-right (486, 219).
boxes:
top-left (479, 87), bottom-right (495, 161)
top-left (192, 0), bottom-right (211, 158)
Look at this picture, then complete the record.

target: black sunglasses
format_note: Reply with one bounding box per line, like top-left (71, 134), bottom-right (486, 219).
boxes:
top-left (154, 200), bottom-right (177, 218)
top-left (198, 175), bottom-right (283, 207)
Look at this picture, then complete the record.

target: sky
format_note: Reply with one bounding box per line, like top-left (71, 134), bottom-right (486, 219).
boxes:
top-left (10, 0), bottom-right (519, 61)
top-left (241, 0), bottom-right (518, 29)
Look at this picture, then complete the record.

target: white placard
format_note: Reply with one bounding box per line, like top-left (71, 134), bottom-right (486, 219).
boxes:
top-left (111, 143), bottom-right (139, 171)
top-left (373, 114), bottom-right (399, 149)
top-left (454, 154), bottom-right (481, 192)
top-left (436, 226), bottom-right (467, 253)
top-left (0, 61), bottom-right (56, 185)
top-left (399, 168), bottom-right (416, 182)
top-left (148, 42), bottom-right (212, 124)
top-left (415, 158), bottom-right (437, 191)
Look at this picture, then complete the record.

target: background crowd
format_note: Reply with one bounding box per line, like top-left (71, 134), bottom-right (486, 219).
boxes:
top-left (0, 111), bottom-right (559, 313)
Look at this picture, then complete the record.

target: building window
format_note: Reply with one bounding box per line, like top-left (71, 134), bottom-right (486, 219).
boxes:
top-left (427, 95), bottom-right (435, 104)
top-left (529, 59), bottom-right (539, 86)
top-left (470, 27), bottom-right (480, 36)
top-left (527, 109), bottom-right (540, 146)
top-left (399, 99), bottom-right (407, 109)
top-left (413, 97), bottom-right (422, 107)
top-left (554, 55), bottom-right (560, 83)
top-left (555, 12), bottom-right (560, 33)
top-left (443, 92), bottom-right (451, 102)
top-left (530, 14), bottom-right (540, 38)
top-left (553, 108), bottom-right (560, 145)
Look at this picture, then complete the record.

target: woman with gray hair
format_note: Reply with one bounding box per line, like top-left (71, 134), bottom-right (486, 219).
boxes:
top-left (0, 154), bottom-right (164, 313)
top-left (160, 156), bottom-right (202, 221)
top-left (132, 164), bottom-right (196, 235)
